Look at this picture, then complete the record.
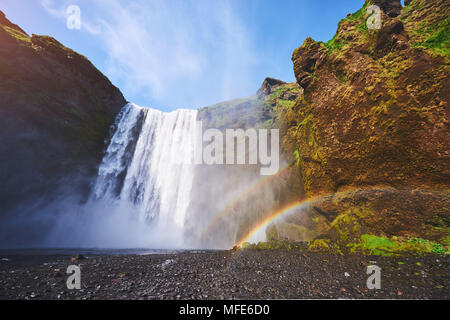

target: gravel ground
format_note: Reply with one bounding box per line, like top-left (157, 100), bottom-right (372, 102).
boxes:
top-left (0, 248), bottom-right (448, 300)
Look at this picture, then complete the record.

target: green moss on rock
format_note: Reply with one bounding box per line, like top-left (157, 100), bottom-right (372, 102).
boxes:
top-left (346, 234), bottom-right (450, 256)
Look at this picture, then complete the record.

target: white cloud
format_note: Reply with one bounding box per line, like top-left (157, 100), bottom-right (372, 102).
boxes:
top-left (41, 0), bottom-right (259, 109)
top-left (95, 0), bottom-right (205, 103)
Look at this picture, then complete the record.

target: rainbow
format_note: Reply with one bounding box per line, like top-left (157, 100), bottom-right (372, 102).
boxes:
top-left (235, 197), bottom-right (321, 247)
top-left (200, 164), bottom-right (291, 240)
top-left (234, 186), bottom-right (446, 247)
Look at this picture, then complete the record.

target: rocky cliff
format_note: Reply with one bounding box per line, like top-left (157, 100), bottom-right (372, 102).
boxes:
top-left (0, 11), bottom-right (126, 217)
top-left (268, 0), bottom-right (449, 253)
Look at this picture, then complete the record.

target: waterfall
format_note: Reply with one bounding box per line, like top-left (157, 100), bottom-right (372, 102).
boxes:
top-left (92, 103), bottom-right (198, 246)
top-left (41, 102), bottom-right (276, 249)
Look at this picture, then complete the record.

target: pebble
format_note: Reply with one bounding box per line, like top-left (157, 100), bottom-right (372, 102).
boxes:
top-left (0, 250), bottom-right (448, 299)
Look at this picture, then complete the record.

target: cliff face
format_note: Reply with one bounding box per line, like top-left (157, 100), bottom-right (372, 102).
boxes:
top-left (270, 0), bottom-right (449, 250)
top-left (0, 11), bottom-right (126, 215)
top-left (290, 0), bottom-right (449, 195)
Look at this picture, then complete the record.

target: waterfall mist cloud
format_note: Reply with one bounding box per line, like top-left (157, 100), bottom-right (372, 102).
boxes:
top-left (41, 0), bottom-right (260, 110)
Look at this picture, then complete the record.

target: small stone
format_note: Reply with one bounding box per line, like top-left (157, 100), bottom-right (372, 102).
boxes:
top-left (70, 254), bottom-right (86, 263)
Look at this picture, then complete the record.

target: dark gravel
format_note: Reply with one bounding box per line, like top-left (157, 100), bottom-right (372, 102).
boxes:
top-left (0, 249), bottom-right (448, 300)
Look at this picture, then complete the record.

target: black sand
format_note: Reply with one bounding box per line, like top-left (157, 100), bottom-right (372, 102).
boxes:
top-left (0, 249), bottom-right (448, 300)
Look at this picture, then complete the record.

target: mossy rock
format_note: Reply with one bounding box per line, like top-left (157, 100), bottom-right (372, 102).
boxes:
top-left (346, 234), bottom-right (450, 256)
top-left (308, 239), bottom-right (330, 252)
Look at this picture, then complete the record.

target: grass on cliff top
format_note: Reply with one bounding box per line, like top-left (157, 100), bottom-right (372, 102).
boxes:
top-left (1, 25), bottom-right (30, 43)
top-left (324, 0), bottom-right (371, 54)
top-left (343, 0), bottom-right (371, 24)
top-left (31, 35), bottom-right (92, 63)
top-left (324, 33), bottom-right (345, 55)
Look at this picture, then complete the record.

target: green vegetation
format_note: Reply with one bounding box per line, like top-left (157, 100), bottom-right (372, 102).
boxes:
top-left (324, 0), bottom-right (371, 54)
top-left (401, 0), bottom-right (450, 59)
top-left (293, 149), bottom-right (300, 167)
top-left (346, 235), bottom-right (450, 256)
top-left (307, 235), bottom-right (449, 256)
top-left (241, 240), bottom-right (304, 251)
top-left (1, 25), bottom-right (30, 43)
top-left (402, 0), bottom-right (425, 14)
top-left (412, 19), bottom-right (450, 58)
top-left (31, 35), bottom-right (91, 62)
top-left (349, 234), bottom-right (398, 256)
top-left (432, 243), bottom-right (447, 254)
top-left (324, 35), bottom-right (345, 55)
top-left (308, 239), bottom-right (330, 251)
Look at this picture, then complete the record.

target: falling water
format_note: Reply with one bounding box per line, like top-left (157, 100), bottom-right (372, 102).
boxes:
top-left (92, 103), bottom-right (198, 246)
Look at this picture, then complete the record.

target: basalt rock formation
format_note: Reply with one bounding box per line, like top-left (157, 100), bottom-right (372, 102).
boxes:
top-left (0, 11), bottom-right (126, 220)
top-left (269, 0), bottom-right (449, 251)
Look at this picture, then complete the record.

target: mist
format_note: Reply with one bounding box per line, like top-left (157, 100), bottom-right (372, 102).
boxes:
top-left (0, 102), bottom-right (298, 250)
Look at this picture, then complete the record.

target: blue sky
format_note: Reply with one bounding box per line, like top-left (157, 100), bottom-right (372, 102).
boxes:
top-left (1, 0), bottom-right (364, 111)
